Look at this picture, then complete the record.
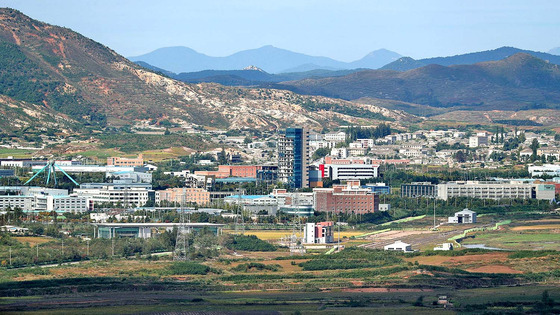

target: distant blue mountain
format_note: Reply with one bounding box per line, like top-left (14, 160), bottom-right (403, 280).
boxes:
top-left (549, 47), bottom-right (560, 55)
top-left (382, 46), bottom-right (560, 71)
top-left (128, 46), bottom-right (402, 74)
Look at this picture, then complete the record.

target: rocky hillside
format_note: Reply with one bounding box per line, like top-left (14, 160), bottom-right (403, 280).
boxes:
top-left (0, 8), bottom-right (412, 134)
top-left (275, 53), bottom-right (560, 112)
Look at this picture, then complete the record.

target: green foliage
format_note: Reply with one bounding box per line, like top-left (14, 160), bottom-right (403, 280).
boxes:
top-left (231, 262), bottom-right (280, 272)
top-left (225, 235), bottom-right (277, 252)
top-left (166, 261), bottom-right (216, 275)
top-left (312, 147), bottom-right (330, 160)
top-left (508, 250), bottom-right (559, 259)
top-left (298, 248), bottom-right (403, 271)
top-left (346, 124), bottom-right (392, 142)
top-left (98, 133), bottom-right (208, 153)
top-left (299, 100), bottom-right (394, 121)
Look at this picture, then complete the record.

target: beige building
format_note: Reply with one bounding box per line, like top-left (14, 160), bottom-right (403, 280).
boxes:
top-left (107, 154), bottom-right (144, 167)
top-left (156, 187), bottom-right (210, 206)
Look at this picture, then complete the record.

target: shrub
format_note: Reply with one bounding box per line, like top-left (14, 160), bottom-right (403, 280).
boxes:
top-left (226, 235), bottom-right (276, 252)
top-left (231, 262), bottom-right (280, 272)
top-left (166, 261), bottom-right (218, 275)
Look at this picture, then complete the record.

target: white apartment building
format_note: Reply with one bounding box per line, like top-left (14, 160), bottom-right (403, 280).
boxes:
top-left (529, 164), bottom-right (560, 177)
top-left (0, 186), bottom-right (90, 213)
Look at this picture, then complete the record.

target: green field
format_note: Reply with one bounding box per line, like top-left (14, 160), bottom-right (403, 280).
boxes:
top-left (0, 148), bottom-right (38, 158)
top-left (461, 231), bottom-right (560, 250)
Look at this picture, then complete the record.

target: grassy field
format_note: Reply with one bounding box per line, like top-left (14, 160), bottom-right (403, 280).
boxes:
top-left (12, 237), bottom-right (52, 246)
top-left (461, 231), bottom-right (560, 250)
top-left (226, 229), bottom-right (368, 241)
top-left (0, 148), bottom-right (38, 158)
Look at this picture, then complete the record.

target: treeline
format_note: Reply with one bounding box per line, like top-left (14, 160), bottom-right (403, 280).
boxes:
top-left (346, 124), bottom-right (392, 142)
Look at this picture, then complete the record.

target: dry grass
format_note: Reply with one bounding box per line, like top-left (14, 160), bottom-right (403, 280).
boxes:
top-left (511, 224), bottom-right (560, 231)
top-left (230, 229), bottom-right (368, 241)
top-left (13, 236), bottom-right (52, 245)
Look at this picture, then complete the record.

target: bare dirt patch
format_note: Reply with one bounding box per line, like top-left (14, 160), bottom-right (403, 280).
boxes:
top-left (511, 225), bottom-right (560, 231)
top-left (341, 288), bottom-right (433, 293)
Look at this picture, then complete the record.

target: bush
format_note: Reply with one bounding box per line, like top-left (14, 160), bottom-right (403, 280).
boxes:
top-left (226, 235), bottom-right (276, 252)
top-left (166, 261), bottom-right (218, 275)
top-left (231, 262), bottom-right (280, 272)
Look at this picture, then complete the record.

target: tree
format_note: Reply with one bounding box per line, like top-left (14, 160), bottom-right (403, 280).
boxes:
top-left (530, 138), bottom-right (540, 161)
top-left (312, 147), bottom-right (330, 160)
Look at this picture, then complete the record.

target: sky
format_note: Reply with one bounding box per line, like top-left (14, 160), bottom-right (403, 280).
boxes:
top-left (2, 0), bottom-right (559, 61)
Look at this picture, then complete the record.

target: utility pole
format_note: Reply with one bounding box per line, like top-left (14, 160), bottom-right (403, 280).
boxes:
top-left (9, 247), bottom-right (11, 265)
top-left (86, 240), bottom-right (90, 257)
top-left (36, 243), bottom-right (39, 260)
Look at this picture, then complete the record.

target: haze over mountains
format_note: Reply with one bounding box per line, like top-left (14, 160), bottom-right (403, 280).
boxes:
top-left (128, 46), bottom-right (402, 74)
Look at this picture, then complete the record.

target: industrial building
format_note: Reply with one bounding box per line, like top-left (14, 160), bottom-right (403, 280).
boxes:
top-left (401, 182), bottom-right (438, 198)
top-left (94, 222), bottom-right (224, 239)
top-left (156, 187), bottom-right (210, 206)
top-left (448, 209), bottom-right (477, 224)
top-left (0, 186), bottom-right (91, 213)
top-left (74, 183), bottom-right (154, 207)
top-left (437, 181), bottom-right (556, 201)
top-left (322, 164), bottom-right (379, 181)
top-left (384, 240), bottom-right (413, 252)
top-left (313, 181), bottom-right (379, 214)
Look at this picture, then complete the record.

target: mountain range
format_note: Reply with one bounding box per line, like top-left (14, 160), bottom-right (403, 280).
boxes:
top-left (0, 8), bottom-right (409, 134)
top-left (381, 47), bottom-right (560, 71)
top-left (275, 53), bottom-right (560, 112)
top-left (128, 46), bottom-right (402, 74)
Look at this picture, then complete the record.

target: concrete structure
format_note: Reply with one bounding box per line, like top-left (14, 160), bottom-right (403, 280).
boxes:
top-left (401, 182), bottom-right (438, 198)
top-left (32, 164), bottom-right (148, 174)
top-left (278, 128), bottom-right (310, 189)
top-left (378, 204), bottom-right (391, 211)
top-left (469, 135), bottom-right (488, 148)
top-left (156, 187), bottom-right (210, 206)
top-left (434, 243), bottom-right (454, 251)
top-left (94, 222), bottom-right (224, 239)
top-left (74, 183), bottom-right (154, 207)
top-left (437, 181), bottom-right (556, 201)
top-left (107, 154), bottom-right (144, 167)
top-left (384, 240), bottom-right (412, 252)
top-left (314, 181), bottom-right (379, 214)
top-left (304, 221), bottom-right (334, 244)
top-left (0, 159), bottom-right (48, 168)
top-left (448, 209), bottom-right (477, 224)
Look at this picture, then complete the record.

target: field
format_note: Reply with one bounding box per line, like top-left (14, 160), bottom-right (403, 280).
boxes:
top-left (227, 229), bottom-right (367, 241)
top-left (0, 148), bottom-right (38, 158)
top-left (2, 214), bottom-right (560, 313)
top-left (13, 237), bottom-right (52, 246)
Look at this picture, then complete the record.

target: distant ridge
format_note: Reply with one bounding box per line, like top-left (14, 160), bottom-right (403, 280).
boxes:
top-left (128, 46), bottom-right (402, 73)
top-left (275, 53), bottom-right (560, 111)
top-left (382, 46), bottom-right (560, 71)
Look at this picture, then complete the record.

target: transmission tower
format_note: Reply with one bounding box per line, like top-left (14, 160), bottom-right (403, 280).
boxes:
top-left (173, 195), bottom-right (190, 261)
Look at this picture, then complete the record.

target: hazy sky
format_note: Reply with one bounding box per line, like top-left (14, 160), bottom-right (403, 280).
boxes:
top-left (2, 0), bottom-right (559, 61)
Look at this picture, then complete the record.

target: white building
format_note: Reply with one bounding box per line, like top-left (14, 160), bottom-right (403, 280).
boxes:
top-left (448, 209), bottom-right (477, 224)
top-left (323, 132), bottom-right (346, 143)
top-left (469, 135), bottom-right (489, 148)
top-left (325, 164), bottom-right (379, 181)
top-left (434, 243), bottom-right (454, 251)
top-left (529, 164), bottom-right (560, 177)
top-left (74, 183), bottom-right (153, 207)
top-left (0, 186), bottom-right (90, 213)
top-left (384, 240), bottom-right (412, 252)
top-left (437, 181), bottom-right (556, 201)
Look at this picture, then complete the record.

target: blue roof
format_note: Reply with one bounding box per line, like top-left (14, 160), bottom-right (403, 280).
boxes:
top-left (215, 177), bottom-right (257, 183)
top-left (225, 195), bottom-right (273, 200)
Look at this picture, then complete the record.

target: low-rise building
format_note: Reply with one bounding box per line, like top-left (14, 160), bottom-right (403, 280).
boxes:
top-left (156, 187), bottom-right (210, 206)
top-left (384, 240), bottom-right (412, 252)
top-left (74, 183), bottom-right (154, 207)
top-left (448, 209), bottom-right (477, 224)
top-left (107, 154), bottom-right (144, 167)
top-left (437, 181), bottom-right (556, 201)
top-left (401, 182), bottom-right (438, 198)
top-left (313, 181), bottom-right (379, 214)
top-left (304, 221), bottom-right (334, 244)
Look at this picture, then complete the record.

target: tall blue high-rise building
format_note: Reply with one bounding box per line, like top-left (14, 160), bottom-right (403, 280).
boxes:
top-left (278, 128), bottom-right (309, 189)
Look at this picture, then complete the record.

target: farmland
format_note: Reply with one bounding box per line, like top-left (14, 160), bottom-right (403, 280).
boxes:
top-left (1, 213), bottom-right (560, 313)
